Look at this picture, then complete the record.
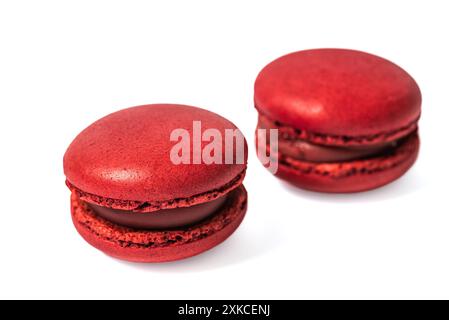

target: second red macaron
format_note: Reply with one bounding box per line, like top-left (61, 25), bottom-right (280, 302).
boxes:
top-left (64, 104), bottom-right (248, 262)
top-left (255, 48), bottom-right (421, 192)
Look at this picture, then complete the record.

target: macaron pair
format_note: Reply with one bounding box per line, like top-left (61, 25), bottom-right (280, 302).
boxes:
top-left (255, 48), bottom-right (421, 192)
top-left (65, 48), bottom-right (422, 263)
top-left (64, 104), bottom-right (247, 262)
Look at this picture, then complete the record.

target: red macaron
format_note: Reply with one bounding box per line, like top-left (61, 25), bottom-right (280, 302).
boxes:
top-left (255, 48), bottom-right (421, 192)
top-left (64, 104), bottom-right (247, 262)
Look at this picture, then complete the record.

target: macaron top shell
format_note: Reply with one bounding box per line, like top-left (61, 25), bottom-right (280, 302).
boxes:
top-left (254, 49), bottom-right (421, 144)
top-left (64, 104), bottom-right (247, 207)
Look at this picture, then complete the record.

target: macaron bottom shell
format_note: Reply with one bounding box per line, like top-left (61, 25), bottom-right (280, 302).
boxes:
top-left (71, 185), bottom-right (247, 263)
top-left (265, 133), bottom-right (419, 193)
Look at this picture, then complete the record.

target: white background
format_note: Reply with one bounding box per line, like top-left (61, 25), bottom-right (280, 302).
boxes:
top-left (1, 0), bottom-right (448, 299)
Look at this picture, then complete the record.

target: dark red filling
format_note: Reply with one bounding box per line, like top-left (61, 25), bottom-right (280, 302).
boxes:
top-left (276, 137), bottom-right (399, 162)
top-left (258, 115), bottom-right (405, 162)
top-left (88, 193), bottom-right (229, 230)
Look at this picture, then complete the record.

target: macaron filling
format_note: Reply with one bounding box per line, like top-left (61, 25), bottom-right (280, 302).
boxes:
top-left (87, 193), bottom-right (230, 230)
top-left (276, 136), bottom-right (400, 162)
top-left (258, 115), bottom-right (411, 163)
